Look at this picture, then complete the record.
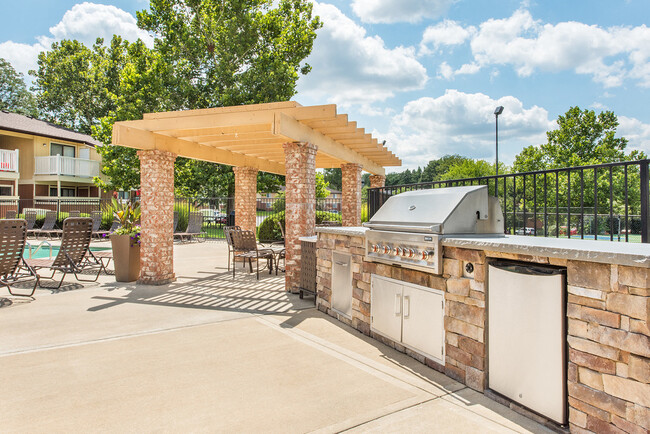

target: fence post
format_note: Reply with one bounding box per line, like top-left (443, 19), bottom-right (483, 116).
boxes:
top-left (368, 188), bottom-right (377, 220)
top-left (641, 161), bottom-right (650, 243)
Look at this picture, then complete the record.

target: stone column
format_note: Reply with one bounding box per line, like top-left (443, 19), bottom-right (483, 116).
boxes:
top-left (233, 166), bottom-right (258, 233)
top-left (341, 163), bottom-right (362, 227)
top-left (283, 141), bottom-right (317, 293)
top-left (137, 149), bottom-right (177, 285)
top-left (369, 174), bottom-right (386, 189)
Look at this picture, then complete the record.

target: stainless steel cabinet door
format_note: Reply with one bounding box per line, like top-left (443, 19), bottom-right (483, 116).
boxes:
top-left (402, 285), bottom-right (444, 363)
top-left (488, 263), bottom-right (566, 425)
top-left (332, 252), bottom-right (352, 317)
top-left (370, 275), bottom-right (402, 343)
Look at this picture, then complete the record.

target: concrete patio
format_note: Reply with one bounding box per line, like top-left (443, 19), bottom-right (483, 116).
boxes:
top-left (0, 242), bottom-right (551, 433)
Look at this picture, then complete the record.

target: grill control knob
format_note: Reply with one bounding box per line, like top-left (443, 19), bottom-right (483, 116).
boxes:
top-left (372, 244), bottom-right (379, 253)
top-left (421, 250), bottom-right (428, 260)
top-left (407, 249), bottom-right (415, 258)
top-left (402, 248), bottom-right (408, 257)
top-left (394, 247), bottom-right (402, 256)
top-left (383, 245), bottom-right (390, 254)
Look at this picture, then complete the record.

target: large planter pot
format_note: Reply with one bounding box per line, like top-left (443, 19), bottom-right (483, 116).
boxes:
top-left (110, 234), bottom-right (141, 282)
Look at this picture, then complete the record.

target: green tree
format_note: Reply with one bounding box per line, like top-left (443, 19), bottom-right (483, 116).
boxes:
top-left (513, 107), bottom-right (642, 172)
top-left (33, 0), bottom-right (321, 196)
top-left (421, 155), bottom-right (471, 182)
top-left (440, 159), bottom-right (497, 181)
top-left (0, 58), bottom-right (37, 116)
top-left (323, 168), bottom-right (342, 190)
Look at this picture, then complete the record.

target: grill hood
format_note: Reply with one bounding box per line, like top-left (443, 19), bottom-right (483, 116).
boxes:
top-left (364, 185), bottom-right (504, 235)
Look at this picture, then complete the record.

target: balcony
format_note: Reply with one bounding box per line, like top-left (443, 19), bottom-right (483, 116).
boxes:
top-left (0, 149), bottom-right (19, 177)
top-left (34, 155), bottom-right (100, 179)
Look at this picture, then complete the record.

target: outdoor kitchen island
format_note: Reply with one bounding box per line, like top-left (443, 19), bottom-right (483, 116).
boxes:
top-left (314, 226), bottom-right (650, 434)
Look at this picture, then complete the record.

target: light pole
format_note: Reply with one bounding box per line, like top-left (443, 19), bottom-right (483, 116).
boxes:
top-left (494, 106), bottom-right (504, 195)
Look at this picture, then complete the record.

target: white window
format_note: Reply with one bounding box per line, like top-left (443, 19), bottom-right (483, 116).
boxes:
top-left (51, 143), bottom-right (75, 158)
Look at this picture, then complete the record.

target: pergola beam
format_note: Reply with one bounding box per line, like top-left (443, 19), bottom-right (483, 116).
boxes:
top-left (112, 124), bottom-right (286, 175)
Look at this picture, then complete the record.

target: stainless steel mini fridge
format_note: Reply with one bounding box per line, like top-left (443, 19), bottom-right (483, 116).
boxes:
top-left (488, 261), bottom-right (567, 425)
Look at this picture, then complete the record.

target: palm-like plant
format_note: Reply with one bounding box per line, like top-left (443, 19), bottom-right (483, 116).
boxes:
top-left (112, 199), bottom-right (141, 243)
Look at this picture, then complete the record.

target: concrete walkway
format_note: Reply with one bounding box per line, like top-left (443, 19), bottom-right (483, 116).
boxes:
top-left (0, 242), bottom-right (551, 433)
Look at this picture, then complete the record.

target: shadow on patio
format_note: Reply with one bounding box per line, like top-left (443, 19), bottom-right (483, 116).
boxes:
top-left (88, 269), bottom-right (314, 315)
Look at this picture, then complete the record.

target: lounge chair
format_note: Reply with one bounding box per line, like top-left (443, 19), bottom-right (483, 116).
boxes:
top-left (232, 230), bottom-right (275, 279)
top-left (0, 219), bottom-right (39, 296)
top-left (25, 211), bottom-right (37, 237)
top-left (91, 211), bottom-right (110, 239)
top-left (5, 210), bottom-right (17, 219)
top-left (25, 217), bottom-right (102, 289)
top-left (173, 211), bottom-right (179, 233)
top-left (174, 212), bottom-right (206, 242)
top-left (31, 211), bottom-right (62, 239)
top-left (224, 225), bottom-right (241, 271)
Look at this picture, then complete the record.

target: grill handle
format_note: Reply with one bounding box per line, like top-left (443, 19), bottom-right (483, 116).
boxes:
top-left (363, 223), bottom-right (442, 233)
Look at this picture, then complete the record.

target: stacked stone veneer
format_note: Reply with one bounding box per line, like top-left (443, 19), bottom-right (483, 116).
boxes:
top-left (341, 163), bottom-right (362, 227)
top-left (563, 260), bottom-right (649, 434)
top-left (284, 142), bottom-right (317, 293)
top-left (137, 149), bottom-right (176, 285)
top-left (233, 166), bottom-right (258, 234)
top-left (316, 232), bottom-right (650, 433)
top-left (368, 174), bottom-right (385, 189)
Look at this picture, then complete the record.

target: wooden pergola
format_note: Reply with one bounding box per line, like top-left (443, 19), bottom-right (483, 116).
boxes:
top-left (112, 101), bottom-right (400, 289)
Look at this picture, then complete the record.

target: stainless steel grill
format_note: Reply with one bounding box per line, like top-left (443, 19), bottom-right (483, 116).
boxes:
top-left (363, 185), bottom-right (504, 274)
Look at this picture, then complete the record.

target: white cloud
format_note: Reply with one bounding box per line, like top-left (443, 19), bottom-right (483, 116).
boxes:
top-left (0, 2), bottom-right (153, 78)
top-left (379, 90), bottom-right (554, 170)
top-left (618, 116), bottom-right (650, 153)
top-left (297, 3), bottom-right (427, 110)
top-left (47, 2), bottom-right (153, 47)
top-left (420, 20), bottom-right (476, 55)
top-left (425, 9), bottom-right (650, 88)
top-left (352, 0), bottom-right (455, 24)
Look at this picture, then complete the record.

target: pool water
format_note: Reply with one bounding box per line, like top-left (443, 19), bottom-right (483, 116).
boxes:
top-left (23, 246), bottom-right (111, 259)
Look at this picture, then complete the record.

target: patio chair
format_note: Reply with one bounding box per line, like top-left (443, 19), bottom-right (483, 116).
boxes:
top-left (173, 211), bottom-right (180, 233)
top-left (25, 217), bottom-right (103, 289)
top-left (5, 210), bottom-right (17, 219)
top-left (232, 230), bottom-right (275, 279)
top-left (0, 219), bottom-right (39, 296)
top-left (91, 211), bottom-right (110, 239)
top-left (224, 225), bottom-right (241, 271)
top-left (25, 211), bottom-right (37, 237)
top-left (109, 220), bottom-right (121, 232)
top-left (174, 212), bottom-right (206, 242)
top-left (32, 211), bottom-right (62, 239)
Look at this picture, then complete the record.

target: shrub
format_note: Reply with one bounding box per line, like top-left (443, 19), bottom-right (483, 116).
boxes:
top-left (257, 210), bottom-right (343, 242)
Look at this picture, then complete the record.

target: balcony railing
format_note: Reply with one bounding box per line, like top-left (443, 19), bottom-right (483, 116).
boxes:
top-left (34, 155), bottom-right (100, 178)
top-left (0, 149), bottom-right (19, 173)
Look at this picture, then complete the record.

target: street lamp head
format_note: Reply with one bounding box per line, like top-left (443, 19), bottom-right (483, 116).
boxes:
top-left (494, 106), bottom-right (504, 116)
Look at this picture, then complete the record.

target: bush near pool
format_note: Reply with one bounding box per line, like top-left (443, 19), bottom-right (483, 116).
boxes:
top-left (257, 211), bottom-right (342, 242)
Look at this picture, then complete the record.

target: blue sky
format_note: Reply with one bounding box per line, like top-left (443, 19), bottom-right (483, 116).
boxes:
top-left (1, 0), bottom-right (649, 172)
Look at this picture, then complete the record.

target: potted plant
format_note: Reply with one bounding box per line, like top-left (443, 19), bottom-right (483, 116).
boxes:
top-left (110, 199), bottom-right (141, 282)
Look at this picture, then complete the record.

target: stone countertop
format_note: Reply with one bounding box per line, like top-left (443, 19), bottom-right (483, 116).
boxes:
top-left (299, 236), bottom-right (317, 242)
top-left (315, 226), bottom-right (368, 237)
top-left (442, 235), bottom-right (650, 268)
top-left (313, 227), bottom-right (650, 268)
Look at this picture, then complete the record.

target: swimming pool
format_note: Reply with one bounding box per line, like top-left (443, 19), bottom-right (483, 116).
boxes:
top-left (23, 246), bottom-right (111, 259)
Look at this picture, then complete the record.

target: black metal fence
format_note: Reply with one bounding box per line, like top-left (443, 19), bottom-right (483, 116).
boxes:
top-left (367, 159), bottom-right (650, 243)
top-left (1, 196), bottom-right (343, 240)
